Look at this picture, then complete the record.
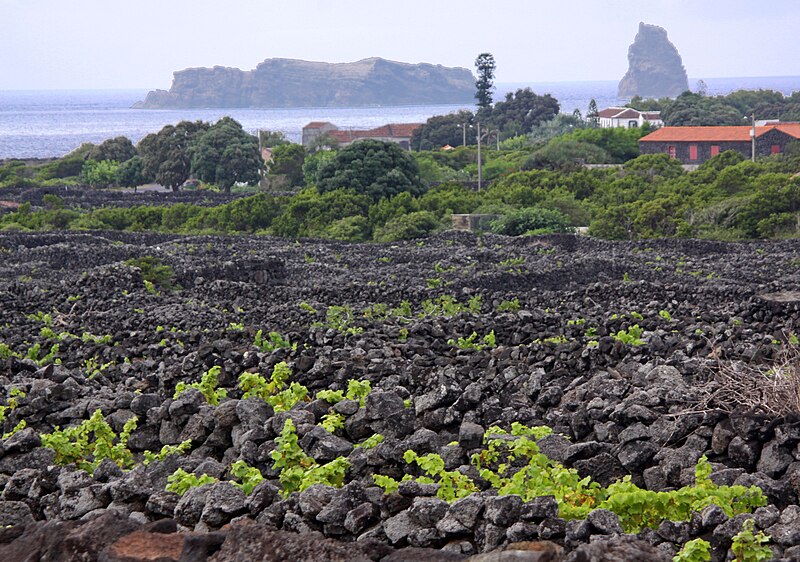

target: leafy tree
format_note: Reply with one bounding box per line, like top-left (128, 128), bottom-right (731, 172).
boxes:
top-left (80, 160), bottom-right (119, 188)
top-left (482, 88), bottom-right (560, 137)
top-left (138, 120), bottom-right (210, 192)
top-left (525, 138), bottom-right (612, 169)
top-left (627, 96), bottom-right (671, 112)
top-left (269, 143), bottom-right (306, 188)
top-left (474, 53), bottom-right (496, 109)
top-left (563, 126), bottom-right (649, 163)
top-left (662, 92), bottom-right (747, 126)
top-left (306, 132), bottom-right (340, 154)
top-left (316, 140), bottom-right (424, 201)
top-left (35, 156), bottom-right (86, 181)
top-left (529, 113), bottom-right (585, 144)
top-left (115, 156), bottom-right (147, 188)
top-left (302, 150), bottom-right (336, 186)
top-left (258, 130), bottom-right (290, 148)
top-left (88, 136), bottom-right (136, 163)
top-left (587, 99), bottom-right (599, 127)
top-left (190, 117), bottom-right (261, 193)
top-left (411, 110), bottom-right (475, 151)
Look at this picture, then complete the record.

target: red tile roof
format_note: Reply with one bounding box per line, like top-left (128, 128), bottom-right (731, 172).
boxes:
top-left (597, 107), bottom-right (628, 118)
top-left (774, 123), bottom-right (800, 137)
top-left (328, 123), bottom-right (422, 142)
top-left (304, 121), bottom-right (334, 129)
top-left (639, 124), bottom-right (800, 143)
top-left (597, 107), bottom-right (661, 121)
top-left (612, 108), bottom-right (642, 119)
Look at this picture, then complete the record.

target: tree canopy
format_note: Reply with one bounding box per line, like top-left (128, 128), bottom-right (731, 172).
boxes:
top-left (190, 117), bottom-right (261, 192)
top-left (481, 88), bottom-right (560, 138)
top-left (316, 140), bottom-right (424, 201)
top-left (411, 110), bottom-right (476, 151)
top-left (475, 53), bottom-right (496, 109)
top-left (629, 89), bottom-right (800, 126)
top-left (88, 136), bottom-right (137, 164)
top-left (138, 121), bottom-right (210, 191)
top-left (269, 143), bottom-right (306, 188)
top-left (258, 130), bottom-right (291, 148)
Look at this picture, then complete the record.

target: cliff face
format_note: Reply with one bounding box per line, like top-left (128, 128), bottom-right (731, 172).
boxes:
top-left (133, 58), bottom-right (475, 109)
top-left (618, 23), bottom-right (689, 99)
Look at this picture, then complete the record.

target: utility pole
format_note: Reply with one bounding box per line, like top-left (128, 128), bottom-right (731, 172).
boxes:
top-left (751, 113), bottom-right (756, 162)
top-left (476, 121), bottom-right (482, 191)
top-left (488, 129), bottom-right (500, 151)
top-left (456, 123), bottom-right (470, 146)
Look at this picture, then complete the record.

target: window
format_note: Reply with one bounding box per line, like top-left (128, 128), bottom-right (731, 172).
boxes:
top-left (628, 120), bottom-right (638, 128)
top-left (667, 145), bottom-right (676, 159)
top-left (689, 145), bottom-right (698, 161)
top-left (772, 144), bottom-right (781, 154)
top-left (710, 145), bottom-right (720, 157)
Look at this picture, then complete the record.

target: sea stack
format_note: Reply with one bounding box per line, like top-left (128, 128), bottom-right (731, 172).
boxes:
top-left (618, 22), bottom-right (689, 99)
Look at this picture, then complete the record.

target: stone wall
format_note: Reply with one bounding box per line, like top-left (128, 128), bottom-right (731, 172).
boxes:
top-left (639, 130), bottom-right (798, 164)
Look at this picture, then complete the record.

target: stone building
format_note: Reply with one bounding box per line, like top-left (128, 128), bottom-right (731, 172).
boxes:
top-left (638, 124), bottom-right (800, 164)
top-left (301, 122), bottom-right (339, 148)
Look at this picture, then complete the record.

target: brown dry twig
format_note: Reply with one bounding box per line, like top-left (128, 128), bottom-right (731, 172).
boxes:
top-left (701, 339), bottom-right (800, 417)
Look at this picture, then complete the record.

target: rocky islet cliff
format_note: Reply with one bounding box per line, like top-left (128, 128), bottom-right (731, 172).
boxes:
top-left (133, 58), bottom-right (476, 109)
top-left (618, 22), bottom-right (689, 99)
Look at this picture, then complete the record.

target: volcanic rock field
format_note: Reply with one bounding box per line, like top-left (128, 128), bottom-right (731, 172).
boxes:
top-left (0, 230), bottom-right (799, 561)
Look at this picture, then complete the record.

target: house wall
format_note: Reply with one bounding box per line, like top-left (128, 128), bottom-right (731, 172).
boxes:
top-left (639, 141), bottom-right (751, 163)
top-left (599, 116), bottom-right (661, 129)
top-left (638, 116), bottom-right (663, 128)
top-left (301, 123), bottom-right (338, 148)
top-left (756, 129), bottom-right (797, 157)
top-left (639, 130), bottom-right (797, 164)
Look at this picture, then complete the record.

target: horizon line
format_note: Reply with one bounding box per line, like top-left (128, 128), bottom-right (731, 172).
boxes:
top-left (3, 74), bottom-right (800, 93)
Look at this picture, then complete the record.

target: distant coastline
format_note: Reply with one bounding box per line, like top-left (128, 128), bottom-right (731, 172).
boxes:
top-left (2, 76), bottom-right (799, 159)
top-left (132, 57), bottom-right (476, 110)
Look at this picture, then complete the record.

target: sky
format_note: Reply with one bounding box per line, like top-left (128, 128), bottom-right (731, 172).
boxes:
top-left (2, 0), bottom-right (800, 90)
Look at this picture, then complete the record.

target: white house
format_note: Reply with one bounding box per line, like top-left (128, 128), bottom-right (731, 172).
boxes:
top-left (597, 107), bottom-right (663, 129)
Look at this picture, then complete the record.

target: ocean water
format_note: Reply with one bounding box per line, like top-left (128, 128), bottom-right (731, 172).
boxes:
top-left (1, 76), bottom-right (799, 159)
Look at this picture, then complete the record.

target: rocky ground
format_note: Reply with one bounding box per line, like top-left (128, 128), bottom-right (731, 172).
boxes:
top-left (0, 231), bottom-right (799, 561)
top-left (0, 186), bottom-right (247, 216)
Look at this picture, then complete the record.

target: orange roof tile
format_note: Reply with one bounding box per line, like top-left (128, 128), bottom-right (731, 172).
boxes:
top-left (774, 123), bottom-right (800, 137)
top-left (597, 107), bottom-right (628, 118)
top-left (639, 125), bottom-right (800, 143)
top-left (612, 108), bottom-right (642, 119)
top-left (328, 123), bottom-right (422, 142)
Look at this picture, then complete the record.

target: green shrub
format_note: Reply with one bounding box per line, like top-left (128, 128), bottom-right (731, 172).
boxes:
top-left (491, 207), bottom-right (572, 236)
top-left (174, 365), bottom-right (227, 405)
top-left (373, 211), bottom-right (441, 242)
top-left (124, 256), bottom-right (176, 291)
top-left (40, 409), bottom-right (137, 474)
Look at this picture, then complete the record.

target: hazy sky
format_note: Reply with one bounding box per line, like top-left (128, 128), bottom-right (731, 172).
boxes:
top-left (2, 0), bottom-right (799, 90)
